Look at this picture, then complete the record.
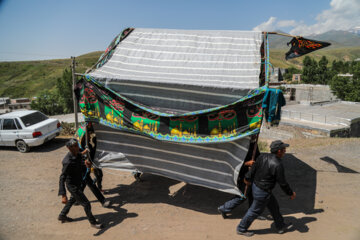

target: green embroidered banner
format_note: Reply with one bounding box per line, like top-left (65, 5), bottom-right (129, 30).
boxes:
top-left (76, 76), bottom-right (266, 144)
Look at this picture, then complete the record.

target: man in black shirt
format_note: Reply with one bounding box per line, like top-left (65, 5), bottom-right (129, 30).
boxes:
top-left (236, 140), bottom-right (296, 237)
top-left (58, 139), bottom-right (104, 229)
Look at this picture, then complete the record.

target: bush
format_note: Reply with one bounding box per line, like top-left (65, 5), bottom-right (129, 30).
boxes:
top-left (60, 122), bottom-right (76, 136)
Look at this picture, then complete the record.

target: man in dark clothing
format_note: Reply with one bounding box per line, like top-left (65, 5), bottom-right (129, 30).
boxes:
top-left (90, 135), bottom-right (103, 191)
top-left (236, 140), bottom-right (296, 237)
top-left (79, 131), bottom-right (110, 208)
top-left (217, 136), bottom-right (260, 218)
top-left (58, 139), bottom-right (104, 229)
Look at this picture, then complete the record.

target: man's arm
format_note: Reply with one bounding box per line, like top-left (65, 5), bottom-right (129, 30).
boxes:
top-left (58, 162), bottom-right (68, 197)
top-left (275, 163), bottom-right (294, 196)
top-left (244, 155), bottom-right (261, 184)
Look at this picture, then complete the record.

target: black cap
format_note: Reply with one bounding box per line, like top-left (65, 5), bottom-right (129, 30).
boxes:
top-left (270, 140), bottom-right (289, 152)
top-left (66, 138), bottom-right (78, 148)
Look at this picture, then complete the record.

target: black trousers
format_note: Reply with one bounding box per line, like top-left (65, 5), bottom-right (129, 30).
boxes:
top-left (59, 187), bottom-right (97, 224)
top-left (93, 168), bottom-right (103, 190)
top-left (84, 169), bottom-right (105, 204)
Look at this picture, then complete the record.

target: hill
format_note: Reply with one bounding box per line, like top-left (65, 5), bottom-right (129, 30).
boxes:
top-left (270, 46), bottom-right (360, 69)
top-left (0, 51), bottom-right (103, 98)
top-left (1, 45), bottom-right (360, 99)
top-left (269, 29), bottom-right (360, 49)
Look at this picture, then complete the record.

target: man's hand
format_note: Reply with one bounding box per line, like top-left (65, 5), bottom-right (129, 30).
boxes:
top-left (244, 160), bottom-right (255, 167)
top-left (290, 192), bottom-right (296, 200)
top-left (61, 195), bottom-right (68, 204)
top-left (85, 160), bottom-right (92, 168)
top-left (244, 178), bottom-right (251, 186)
top-left (81, 148), bottom-right (89, 155)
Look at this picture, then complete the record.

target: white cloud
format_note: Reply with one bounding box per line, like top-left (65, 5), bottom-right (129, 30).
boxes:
top-left (252, 0), bottom-right (360, 35)
top-left (252, 17), bottom-right (278, 32)
top-left (277, 20), bottom-right (297, 28)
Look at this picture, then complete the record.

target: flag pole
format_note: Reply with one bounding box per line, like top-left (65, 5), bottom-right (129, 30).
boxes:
top-left (265, 31), bottom-right (298, 38)
top-left (244, 32), bottom-right (270, 198)
top-left (71, 56), bottom-right (79, 130)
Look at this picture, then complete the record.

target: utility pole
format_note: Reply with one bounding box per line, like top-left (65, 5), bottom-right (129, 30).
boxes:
top-left (71, 56), bottom-right (79, 130)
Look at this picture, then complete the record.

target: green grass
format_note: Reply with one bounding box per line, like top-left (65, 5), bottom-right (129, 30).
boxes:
top-left (270, 46), bottom-right (360, 69)
top-left (1, 47), bottom-right (359, 98)
top-left (0, 51), bottom-right (103, 98)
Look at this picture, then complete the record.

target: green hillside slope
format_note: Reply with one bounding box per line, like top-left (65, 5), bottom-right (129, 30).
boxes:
top-left (1, 47), bottom-right (360, 98)
top-left (270, 47), bottom-right (360, 69)
top-left (0, 51), bottom-right (102, 98)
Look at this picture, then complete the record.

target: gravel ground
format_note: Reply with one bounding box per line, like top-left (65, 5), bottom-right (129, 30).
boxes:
top-left (0, 137), bottom-right (359, 240)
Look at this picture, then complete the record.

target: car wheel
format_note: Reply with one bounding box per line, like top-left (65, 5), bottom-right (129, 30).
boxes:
top-left (16, 140), bottom-right (30, 153)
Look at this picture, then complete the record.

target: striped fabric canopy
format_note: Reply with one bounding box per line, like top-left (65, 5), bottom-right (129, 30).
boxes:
top-left (83, 28), bottom-right (265, 195)
top-left (90, 28), bottom-right (262, 89)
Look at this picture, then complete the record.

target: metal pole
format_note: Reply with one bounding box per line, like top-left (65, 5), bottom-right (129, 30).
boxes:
top-left (71, 56), bottom-right (79, 130)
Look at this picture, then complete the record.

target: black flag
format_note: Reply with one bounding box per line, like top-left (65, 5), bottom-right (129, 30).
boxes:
top-left (285, 37), bottom-right (331, 60)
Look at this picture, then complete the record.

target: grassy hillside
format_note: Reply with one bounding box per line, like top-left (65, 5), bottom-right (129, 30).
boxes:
top-left (0, 51), bottom-right (102, 98)
top-left (270, 46), bottom-right (360, 69)
top-left (1, 47), bottom-right (360, 98)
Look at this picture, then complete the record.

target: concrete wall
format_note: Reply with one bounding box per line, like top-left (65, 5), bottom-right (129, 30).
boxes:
top-left (350, 119), bottom-right (360, 137)
top-left (285, 84), bottom-right (338, 103)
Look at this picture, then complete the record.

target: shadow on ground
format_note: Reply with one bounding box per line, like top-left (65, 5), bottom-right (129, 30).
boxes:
top-left (320, 156), bottom-right (359, 173)
top-left (93, 206), bottom-right (138, 236)
top-left (0, 137), bottom-right (68, 153)
top-left (251, 216), bottom-right (317, 235)
top-left (103, 153), bottom-right (324, 219)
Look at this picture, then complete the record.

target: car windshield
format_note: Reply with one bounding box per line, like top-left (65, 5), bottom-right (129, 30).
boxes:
top-left (20, 112), bottom-right (48, 127)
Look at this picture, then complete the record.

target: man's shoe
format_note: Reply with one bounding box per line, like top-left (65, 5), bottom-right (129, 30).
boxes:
top-left (91, 222), bottom-right (104, 229)
top-left (58, 215), bottom-right (73, 223)
top-left (217, 207), bottom-right (228, 219)
top-left (277, 222), bottom-right (293, 234)
top-left (257, 215), bottom-right (266, 220)
top-left (102, 200), bottom-right (111, 208)
top-left (236, 230), bottom-right (254, 237)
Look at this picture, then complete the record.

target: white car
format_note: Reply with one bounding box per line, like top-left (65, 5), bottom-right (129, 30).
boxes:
top-left (0, 110), bottom-right (62, 152)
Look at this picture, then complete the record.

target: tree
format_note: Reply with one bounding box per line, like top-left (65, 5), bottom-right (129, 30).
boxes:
top-left (318, 56), bottom-right (330, 85)
top-left (302, 56), bottom-right (318, 84)
top-left (30, 90), bottom-right (63, 115)
top-left (329, 61), bottom-right (360, 102)
top-left (31, 68), bottom-right (76, 115)
top-left (56, 68), bottom-right (74, 114)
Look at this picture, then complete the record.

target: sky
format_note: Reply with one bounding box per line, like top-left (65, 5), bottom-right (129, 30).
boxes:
top-left (0, 0), bottom-right (359, 61)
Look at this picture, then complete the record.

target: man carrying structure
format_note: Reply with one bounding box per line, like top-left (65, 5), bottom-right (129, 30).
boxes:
top-left (79, 124), bottom-right (111, 207)
top-left (236, 140), bottom-right (296, 237)
top-left (217, 136), bottom-right (261, 218)
top-left (58, 138), bottom-right (104, 229)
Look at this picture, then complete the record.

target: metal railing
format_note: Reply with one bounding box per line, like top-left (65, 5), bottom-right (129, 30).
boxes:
top-left (281, 110), bottom-right (350, 126)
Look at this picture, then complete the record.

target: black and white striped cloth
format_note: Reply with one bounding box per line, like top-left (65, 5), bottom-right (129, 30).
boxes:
top-left (94, 124), bottom-right (250, 195)
top-left (89, 28), bottom-right (262, 194)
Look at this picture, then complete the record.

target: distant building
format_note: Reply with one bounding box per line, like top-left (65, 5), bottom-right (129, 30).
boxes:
top-left (0, 97), bottom-right (33, 114)
top-left (292, 74), bottom-right (301, 83)
top-left (337, 73), bottom-right (353, 78)
top-left (270, 68), bottom-right (287, 83)
top-left (6, 98), bottom-right (32, 111)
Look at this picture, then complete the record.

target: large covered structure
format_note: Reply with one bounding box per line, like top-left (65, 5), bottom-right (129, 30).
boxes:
top-left (76, 28), bottom-right (269, 195)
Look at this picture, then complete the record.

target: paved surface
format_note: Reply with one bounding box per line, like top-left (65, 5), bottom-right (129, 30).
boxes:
top-left (0, 137), bottom-right (359, 240)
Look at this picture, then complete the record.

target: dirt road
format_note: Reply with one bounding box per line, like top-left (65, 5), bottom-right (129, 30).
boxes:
top-left (0, 137), bottom-right (359, 240)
